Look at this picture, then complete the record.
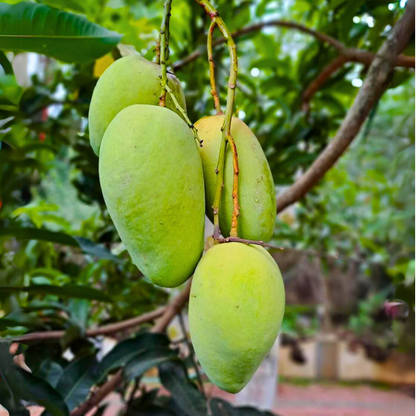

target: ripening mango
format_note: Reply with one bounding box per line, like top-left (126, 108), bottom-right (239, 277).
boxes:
top-left (196, 115), bottom-right (276, 242)
top-left (189, 242), bottom-right (285, 393)
top-left (99, 104), bottom-right (205, 288)
top-left (89, 55), bottom-right (186, 155)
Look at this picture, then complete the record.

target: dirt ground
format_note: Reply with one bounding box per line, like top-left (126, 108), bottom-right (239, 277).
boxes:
top-left (1, 382), bottom-right (414, 416)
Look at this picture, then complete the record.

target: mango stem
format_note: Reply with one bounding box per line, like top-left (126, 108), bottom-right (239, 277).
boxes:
top-left (207, 21), bottom-right (223, 115)
top-left (196, 0), bottom-right (240, 240)
top-left (158, 0), bottom-right (173, 107)
top-left (158, 1), bottom-right (202, 146)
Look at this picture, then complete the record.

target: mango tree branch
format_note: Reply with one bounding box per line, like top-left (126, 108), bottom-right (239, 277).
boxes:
top-left (208, 20), bottom-right (223, 114)
top-left (302, 55), bottom-right (350, 109)
top-left (70, 281), bottom-right (192, 416)
top-left (195, 0), bottom-right (240, 239)
top-left (275, 0), bottom-right (415, 214)
top-left (15, 307), bottom-right (166, 343)
top-left (173, 19), bottom-right (414, 70)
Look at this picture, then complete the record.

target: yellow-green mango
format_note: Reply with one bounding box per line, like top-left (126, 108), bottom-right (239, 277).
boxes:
top-left (89, 55), bottom-right (186, 155)
top-left (189, 242), bottom-right (285, 393)
top-left (99, 104), bottom-right (204, 288)
top-left (196, 116), bottom-right (276, 241)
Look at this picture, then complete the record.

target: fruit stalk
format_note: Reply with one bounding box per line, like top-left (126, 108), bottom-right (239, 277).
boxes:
top-left (159, 0), bottom-right (173, 106)
top-left (158, 0), bottom-right (202, 146)
top-left (196, 0), bottom-right (240, 239)
top-left (207, 20), bottom-right (222, 114)
top-left (165, 82), bottom-right (203, 147)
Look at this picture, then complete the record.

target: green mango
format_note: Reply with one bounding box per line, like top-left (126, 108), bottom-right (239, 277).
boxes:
top-left (196, 115), bottom-right (276, 242)
top-left (99, 104), bottom-right (205, 288)
top-left (189, 242), bottom-right (285, 393)
top-left (89, 55), bottom-right (186, 155)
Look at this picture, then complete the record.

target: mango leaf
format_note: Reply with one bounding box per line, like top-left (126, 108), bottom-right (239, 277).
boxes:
top-left (123, 348), bottom-right (178, 381)
top-left (0, 2), bottom-right (122, 63)
top-left (54, 355), bottom-right (98, 411)
top-left (0, 343), bottom-right (69, 416)
top-left (0, 284), bottom-right (112, 302)
top-left (0, 227), bottom-right (122, 263)
top-left (210, 399), bottom-right (277, 416)
top-left (158, 360), bottom-right (207, 416)
top-left (96, 332), bottom-right (170, 380)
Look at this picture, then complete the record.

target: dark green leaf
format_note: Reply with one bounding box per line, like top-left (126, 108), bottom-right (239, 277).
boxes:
top-left (0, 2), bottom-right (122, 63)
top-left (158, 360), bottom-right (207, 416)
top-left (96, 333), bottom-right (170, 380)
top-left (0, 343), bottom-right (69, 416)
top-left (0, 227), bottom-right (122, 263)
top-left (55, 354), bottom-right (97, 410)
top-left (124, 348), bottom-right (178, 381)
top-left (0, 284), bottom-right (111, 302)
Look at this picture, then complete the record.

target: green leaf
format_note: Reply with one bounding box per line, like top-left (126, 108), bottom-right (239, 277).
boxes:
top-left (0, 74), bottom-right (22, 105)
top-left (158, 360), bottom-right (207, 416)
top-left (0, 343), bottom-right (69, 416)
top-left (123, 348), bottom-right (178, 381)
top-left (96, 332), bottom-right (170, 380)
top-left (55, 355), bottom-right (98, 411)
top-left (0, 2), bottom-right (122, 63)
top-left (0, 227), bottom-right (122, 263)
top-left (0, 284), bottom-right (111, 302)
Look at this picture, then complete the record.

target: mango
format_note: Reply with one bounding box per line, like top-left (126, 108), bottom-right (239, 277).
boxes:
top-left (196, 116), bottom-right (276, 241)
top-left (99, 104), bottom-right (205, 288)
top-left (189, 242), bottom-right (285, 393)
top-left (89, 55), bottom-right (187, 155)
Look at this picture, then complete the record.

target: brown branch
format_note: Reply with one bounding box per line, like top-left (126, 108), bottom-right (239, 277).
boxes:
top-left (302, 55), bottom-right (350, 109)
top-left (70, 281), bottom-right (192, 416)
top-left (275, 0), bottom-right (415, 214)
top-left (15, 307), bottom-right (166, 343)
top-left (173, 19), bottom-right (415, 70)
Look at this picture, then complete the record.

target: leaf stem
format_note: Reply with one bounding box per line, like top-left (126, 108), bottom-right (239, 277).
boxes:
top-left (195, 0), bottom-right (240, 239)
top-left (207, 21), bottom-right (222, 114)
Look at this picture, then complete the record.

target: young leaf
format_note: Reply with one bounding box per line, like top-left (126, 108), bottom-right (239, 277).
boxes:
top-left (0, 2), bottom-right (122, 63)
top-left (158, 360), bottom-right (207, 416)
top-left (123, 348), bottom-right (178, 381)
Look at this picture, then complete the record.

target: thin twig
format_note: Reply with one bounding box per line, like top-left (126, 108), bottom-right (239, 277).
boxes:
top-left (178, 311), bottom-right (205, 397)
top-left (275, 0), bottom-right (415, 213)
top-left (173, 19), bottom-right (415, 70)
top-left (302, 55), bottom-right (350, 109)
top-left (15, 307), bottom-right (166, 343)
top-left (208, 20), bottom-right (222, 114)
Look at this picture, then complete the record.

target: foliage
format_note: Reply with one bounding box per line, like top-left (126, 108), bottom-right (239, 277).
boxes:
top-left (0, 0), bottom-right (414, 414)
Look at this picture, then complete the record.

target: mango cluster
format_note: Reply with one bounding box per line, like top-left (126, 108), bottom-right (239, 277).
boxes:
top-left (89, 55), bottom-right (285, 393)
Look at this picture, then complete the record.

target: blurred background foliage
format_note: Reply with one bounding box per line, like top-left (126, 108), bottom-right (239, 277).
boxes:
top-left (0, 0), bottom-right (414, 384)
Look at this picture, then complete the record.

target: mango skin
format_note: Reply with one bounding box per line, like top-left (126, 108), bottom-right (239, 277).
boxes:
top-left (189, 242), bottom-right (285, 393)
top-left (89, 55), bottom-right (187, 155)
top-left (99, 104), bottom-right (205, 288)
top-left (196, 116), bottom-right (276, 242)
